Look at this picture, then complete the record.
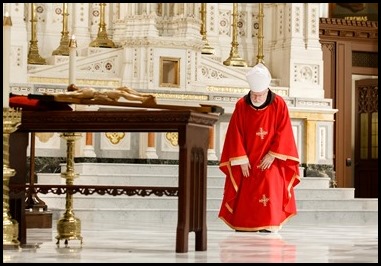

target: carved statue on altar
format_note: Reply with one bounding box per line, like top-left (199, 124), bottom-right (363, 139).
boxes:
top-left (41, 84), bottom-right (223, 113)
top-left (54, 84), bottom-right (157, 105)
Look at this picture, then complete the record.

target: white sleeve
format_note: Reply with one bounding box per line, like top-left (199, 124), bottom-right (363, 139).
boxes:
top-left (230, 157), bottom-right (249, 166)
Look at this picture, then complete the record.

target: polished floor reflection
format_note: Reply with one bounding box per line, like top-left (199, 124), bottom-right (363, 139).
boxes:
top-left (3, 220), bottom-right (378, 263)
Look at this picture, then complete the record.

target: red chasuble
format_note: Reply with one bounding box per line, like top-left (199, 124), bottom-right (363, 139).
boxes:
top-left (218, 93), bottom-right (300, 232)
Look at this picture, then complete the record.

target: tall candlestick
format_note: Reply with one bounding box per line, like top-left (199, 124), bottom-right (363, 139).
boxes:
top-left (3, 12), bottom-right (12, 108)
top-left (68, 34), bottom-right (77, 85)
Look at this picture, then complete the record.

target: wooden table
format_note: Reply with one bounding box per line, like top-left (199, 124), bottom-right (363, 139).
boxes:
top-left (9, 109), bottom-right (219, 253)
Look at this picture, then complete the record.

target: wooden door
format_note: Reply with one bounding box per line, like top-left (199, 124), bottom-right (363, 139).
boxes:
top-left (354, 79), bottom-right (378, 198)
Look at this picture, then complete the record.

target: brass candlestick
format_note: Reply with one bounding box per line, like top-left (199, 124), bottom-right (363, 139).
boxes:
top-left (52, 3), bottom-right (70, 56)
top-left (223, 3), bottom-right (247, 67)
top-left (200, 3), bottom-right (215, 55)
top-left (89, 3), bottom-right (115, 48)
top-left (56, 132), bottom-right (83, 247)
top-left (3, 107), bottom-right (22, 248)
top-left (27, 3), bottom-right (46, 64)
top-left (256, 3), bottom-right (265, 64)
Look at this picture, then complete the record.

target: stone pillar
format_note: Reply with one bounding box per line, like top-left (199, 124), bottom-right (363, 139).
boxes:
top-left (319, 3), bottom-right (330, 18)
top-left (115, 3), bottom-right (126, 20)
top-left (83, 133), bottom-right (96, 157)
top-left (129, 3), bottom-right (137, 16)
top-left (142, 3), bottom-right (154, 15)
top-left (146, 132), bottom-right (158, 159)
top-left (305, 4), bottom-right (322, 50)
top-left (89, 3), bottom-right (99, 40)
top-left (70, 3), bottom-right (91, 46)
top-left (270, 3), bottom-right (324, 99)
top-left (305, 120), bottom-right (317, 164)
top-left (8, 3), bottom-right (28, 84)
top-left (207, 126), bottom-right (218, 161)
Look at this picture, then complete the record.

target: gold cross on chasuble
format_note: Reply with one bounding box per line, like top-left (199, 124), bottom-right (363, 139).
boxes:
top-left (256, 127), bottom-right (268, 139)
top-left (259, 194), bottom-right (269, 206)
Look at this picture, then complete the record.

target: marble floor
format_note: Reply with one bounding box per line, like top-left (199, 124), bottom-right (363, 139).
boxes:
top-left (3, 220), bottom-right (378, 263)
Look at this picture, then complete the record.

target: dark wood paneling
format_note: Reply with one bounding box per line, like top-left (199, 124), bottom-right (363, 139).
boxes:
top-left (319, 18), bottom-right (378, 197)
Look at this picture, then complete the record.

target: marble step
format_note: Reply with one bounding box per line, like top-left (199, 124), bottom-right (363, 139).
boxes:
top-left (34, 173), bottom-right (366, 208)
top-left (44, 207), bottom-right (378, 226)
top-left (59, 163), bottom-right (306, 182)
top-left (32, 164), bottom-right (377, 226)
top-left (36, 194), bottom-right (378, 226)
top-left (37, 174), bottom-right (329, 189)
top-left (37, 173), bottom-right (351, 200)
top-left (63, 163), bottom-right (182, 176)
top-left (37, 194), bottom-right (378, 211)
top-left (207, 186), bottom-right (355, 199)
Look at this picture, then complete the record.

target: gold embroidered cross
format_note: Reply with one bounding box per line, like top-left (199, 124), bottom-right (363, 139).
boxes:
top-left (256, 127), bottom-right (268, 139)
top-left (259, 194), bottom-right (269, 206)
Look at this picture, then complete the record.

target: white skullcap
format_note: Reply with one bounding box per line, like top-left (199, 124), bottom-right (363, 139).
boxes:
top-left (246, 63), bottom-right (272, 92)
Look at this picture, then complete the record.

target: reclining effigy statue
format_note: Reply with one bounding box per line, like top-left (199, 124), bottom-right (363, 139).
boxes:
top-left (53, 84), bottom-right (156, 105)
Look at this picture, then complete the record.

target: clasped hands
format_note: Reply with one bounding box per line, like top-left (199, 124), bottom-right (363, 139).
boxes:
top-left (240, 153), bottom-right (275, 177)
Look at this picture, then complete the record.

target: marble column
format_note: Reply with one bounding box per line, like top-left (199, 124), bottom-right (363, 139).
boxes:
top-left (207, 126), bottom-right (218, 161)
top-left (70, 3), bottom-right (91, 46)
top-left (83, 132), bottom-right (96, 157)
top-left (146, 132), bottom-right (158, 159)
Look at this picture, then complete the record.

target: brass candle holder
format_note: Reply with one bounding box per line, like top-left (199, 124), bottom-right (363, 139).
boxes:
top-left (89, 3), bottom-right (115, 48)
top-left (200, 3), bottom-right (215, 55)
top-left (3, 107), bottom-right (22, 249)
top-left (28, 3), bottom-right (46, 64)
top-left (52, 3), bottom-right (70, 56)
top-left (223, 3), bottom-right (247, 67)
top-left (56, 132), bottom-right (83, 247)
top-left (256, 3), bottom-right (265, 64)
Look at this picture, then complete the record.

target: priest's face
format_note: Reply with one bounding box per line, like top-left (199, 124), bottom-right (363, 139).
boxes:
top-left (250, 89), bottom-right (268, 106)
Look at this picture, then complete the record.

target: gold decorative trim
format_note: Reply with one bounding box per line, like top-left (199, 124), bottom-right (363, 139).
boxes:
top-left (165, 132), bottom-right (178, 146)
top-left (206, 86), bottom-right (248, 94)
top-left (290, 111), bottom-right (335, 121)
top-left (105, 132), bottom-right (125, 145)
top-left (153, 93), bottom-right (208, 101)
top-left (28, 77), bottom-right (121, 87)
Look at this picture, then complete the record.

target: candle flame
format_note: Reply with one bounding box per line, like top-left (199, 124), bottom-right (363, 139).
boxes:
top-left (68, 35), bottom-right (78, 48)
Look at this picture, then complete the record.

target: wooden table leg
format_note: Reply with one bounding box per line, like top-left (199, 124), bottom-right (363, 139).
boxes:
top-left (192, 126), bottom-right (208, 252)
top-left (176, 125), bottom-right (208, 253)
top-left (9, 132), bottom-right (29, 245)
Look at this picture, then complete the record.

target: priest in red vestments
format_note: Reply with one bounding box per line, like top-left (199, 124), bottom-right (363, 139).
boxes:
top-left (218, 63), bottom-right (300, 233)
